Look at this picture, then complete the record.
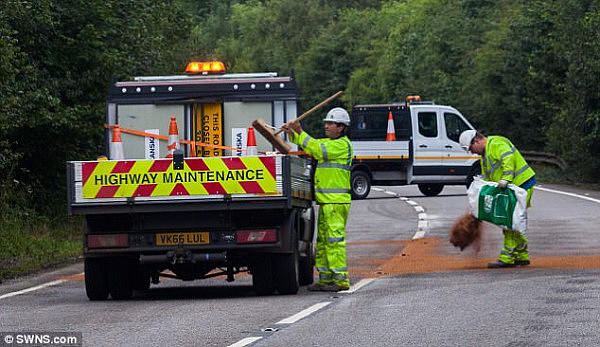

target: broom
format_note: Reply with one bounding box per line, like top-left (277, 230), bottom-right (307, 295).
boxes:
top-left (252, 91), bottom-right (344, 153)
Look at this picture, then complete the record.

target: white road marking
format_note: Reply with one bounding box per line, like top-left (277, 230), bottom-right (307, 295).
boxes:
top-left (374, 186), bottom-right (430, 238)
top-left (339, 278), bottom-right (375, 294)
top-left (537, 186), bottom-right (600, 204)
top-left (276, 301), bottom-right (332, 324)
top-left (0, 279), bottom-right (66, 300)
top-left (413, 231), bottom-right (426, 239)
top-left (227, 337), bottom-right (263, 347)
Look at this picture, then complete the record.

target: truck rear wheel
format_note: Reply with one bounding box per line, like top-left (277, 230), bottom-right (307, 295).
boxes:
top-left (351, 170), bottom-right (371, 200)
top-left (252, 256), bottom-right (275, 296)
top-left (298, 242), bottom-right (314, 286)
top-left (84, 258), bottom-right (109, 301)
top-left (418, 183), bottom-right (444, 196)
top-left (274, 246), bottom-right (300, 295)
top-left (107, 258), bottom-right (133, 300)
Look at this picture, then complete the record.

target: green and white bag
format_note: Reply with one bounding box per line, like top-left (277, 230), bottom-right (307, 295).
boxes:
top-left (467, 177), bottom-right (528, 234)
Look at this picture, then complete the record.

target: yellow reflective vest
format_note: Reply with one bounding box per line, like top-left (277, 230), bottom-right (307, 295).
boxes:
top-left (481, 136), bottom-right (535, 186)
top-left (289, 131), bottom-right (353, 204)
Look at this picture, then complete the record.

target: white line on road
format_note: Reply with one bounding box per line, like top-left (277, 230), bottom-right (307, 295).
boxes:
top-left (340, 278), bottom-right (376, 294)
top-left (413, 231), bottom-right (427, 239)
top-left (276, 301), bottom-right (332, 325)
top-left (537, 186), bottom-right (600, 204)
top-left (0, 279), bottom-right (66, 300)
top-left (227, 337), bottom-right (263, 347)
top-left (374, 187), bottom-right (430, 239)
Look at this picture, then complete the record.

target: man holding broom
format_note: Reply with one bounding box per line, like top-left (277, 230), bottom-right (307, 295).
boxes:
top-left (281, 108), bottom-right (353, 291)
top-left (459, 130), bottom-right (536, 268)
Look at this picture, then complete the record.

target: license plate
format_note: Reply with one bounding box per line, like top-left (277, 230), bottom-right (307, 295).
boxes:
top-left (156, 232), bottom-right (210, 246)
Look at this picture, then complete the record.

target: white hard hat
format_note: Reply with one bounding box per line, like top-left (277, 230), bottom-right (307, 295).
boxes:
top-left (323, 107), bottom-right (350, 126)
top-left (459, 129), bottom-right (477, 152)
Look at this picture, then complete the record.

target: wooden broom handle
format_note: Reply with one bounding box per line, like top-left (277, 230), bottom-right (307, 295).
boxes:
top-left (273, 90), bottom-right (344, 135)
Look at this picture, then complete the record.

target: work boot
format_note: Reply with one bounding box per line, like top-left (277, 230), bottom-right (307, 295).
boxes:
top-left (307, 283), bottom-right (329, 292)
top-left (487, 260), bottom-right (516, 268)
top-left (307, 283), bottom-right (349, 292)
top-left (515, 260), bottom-right (530, 266)
top-left (325, 283), bottom-right (350, 292)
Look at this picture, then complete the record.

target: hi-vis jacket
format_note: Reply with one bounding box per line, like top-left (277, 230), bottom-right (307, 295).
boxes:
top-left (481, 136), bottom-right (535, 187)
top-left (289, 131), bottom-right (353, 204)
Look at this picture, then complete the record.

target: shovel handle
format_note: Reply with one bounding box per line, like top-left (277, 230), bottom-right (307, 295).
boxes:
top-left (274, 90), bottom-right (344, 136)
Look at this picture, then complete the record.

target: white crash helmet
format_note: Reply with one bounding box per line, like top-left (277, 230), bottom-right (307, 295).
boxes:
top-left (323, 107), bottom-right (350, 126)
top-left (459, 129), bottom-right (477, 152)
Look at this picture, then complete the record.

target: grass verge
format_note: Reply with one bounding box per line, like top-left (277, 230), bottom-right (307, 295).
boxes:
top-left (0, 211), bottom-right (81, 280)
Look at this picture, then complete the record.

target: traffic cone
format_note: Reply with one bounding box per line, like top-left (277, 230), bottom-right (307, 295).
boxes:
top-left (246, 127), bottom-right (257, 156)
top-left (386, 111), bottom-right (396, 141)
top-left (166, 117), bottom-right (180, 158)
top-left (110, 125), bottom-right (124, 160)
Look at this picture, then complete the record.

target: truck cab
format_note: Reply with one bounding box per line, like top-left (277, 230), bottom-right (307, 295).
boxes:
top-left (348, 98), bottom-right (480, 198)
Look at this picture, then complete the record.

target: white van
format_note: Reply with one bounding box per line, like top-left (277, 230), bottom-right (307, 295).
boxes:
top-left (349, 98), bottom-right (480, 198)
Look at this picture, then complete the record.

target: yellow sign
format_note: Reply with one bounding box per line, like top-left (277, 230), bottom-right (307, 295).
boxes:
top-left (195, 103), bottom-right (223, 157)
top-left (156, 232), bottom-right (210, 246)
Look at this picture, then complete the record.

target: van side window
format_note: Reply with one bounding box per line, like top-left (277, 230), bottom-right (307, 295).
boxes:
top-left (349, 108), bottom-right (411, 141)
top-left (444, 112), bottom-right (471, 142)
top-left (417, 112), bottom-right (438, 138)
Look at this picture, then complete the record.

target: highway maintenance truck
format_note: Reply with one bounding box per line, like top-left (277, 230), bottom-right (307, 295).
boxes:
top-left (67, 62), bottom-right (315, 300)
top-left (348, 97), bottom-right (480, 199)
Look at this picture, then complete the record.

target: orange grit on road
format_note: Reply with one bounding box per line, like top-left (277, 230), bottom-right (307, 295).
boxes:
top-left (348, 237), bottom-right (600, 278)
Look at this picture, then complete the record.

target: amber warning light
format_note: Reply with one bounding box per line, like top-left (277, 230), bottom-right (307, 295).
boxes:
top-left (185, 61), bottom-right (226, 75)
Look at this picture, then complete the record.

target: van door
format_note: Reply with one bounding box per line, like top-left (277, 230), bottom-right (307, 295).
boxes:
top-left (440, 110), bottom-right (477, 181)
top-left (411, 107), bottom-right (444, 182)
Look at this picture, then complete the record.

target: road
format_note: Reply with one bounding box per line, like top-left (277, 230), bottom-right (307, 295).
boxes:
top-left (1, 183), bottom-right (599, 346)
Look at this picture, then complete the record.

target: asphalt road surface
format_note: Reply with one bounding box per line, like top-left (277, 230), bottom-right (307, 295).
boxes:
top-left (1, 183), bottom-right (599, 346)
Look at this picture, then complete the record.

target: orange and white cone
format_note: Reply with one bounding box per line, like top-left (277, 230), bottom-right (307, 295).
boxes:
top-left (246, 127), bottom-right (257, 156)
top-left (166, 117), bottom-right (180, 158)
top-left (110, 125), bottom-right (125, 160)
top-left (386, 111), bottom-right (396, 141)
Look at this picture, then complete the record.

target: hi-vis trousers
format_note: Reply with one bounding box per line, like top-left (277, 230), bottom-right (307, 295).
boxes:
top-left (316, 203), bottom-right (350, 287)
top-left (499, 186), bottom-right (534, 264)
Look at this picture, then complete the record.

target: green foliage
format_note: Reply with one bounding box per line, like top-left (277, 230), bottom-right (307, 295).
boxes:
top-left (2, 0), bottom-right (600, 217)
top-left (1, 0), bottom-right (195, 209)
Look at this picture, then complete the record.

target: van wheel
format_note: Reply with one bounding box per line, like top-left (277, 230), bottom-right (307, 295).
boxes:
top-left (418, 183), bottom-right (444, 196)
top-left (351, 170), bottom-right (371, 199)
top-left (466, 163), bottom-right (481, 189)
top-left (84, 258), bottom-right (109, 301)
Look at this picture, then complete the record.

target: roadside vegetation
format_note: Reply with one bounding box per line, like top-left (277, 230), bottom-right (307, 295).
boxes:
top-left (1, 0), bottom-right (599, 280)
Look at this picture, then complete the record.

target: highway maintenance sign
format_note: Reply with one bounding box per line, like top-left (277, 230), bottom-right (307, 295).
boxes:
top-left (80, 156), bottom-right (278, 198)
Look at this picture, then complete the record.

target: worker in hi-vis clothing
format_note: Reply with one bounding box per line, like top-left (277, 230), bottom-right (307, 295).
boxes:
top-left (282, 108), bottom-right (353, 291)
top-left (459, 130), bottom-right (536, 268)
